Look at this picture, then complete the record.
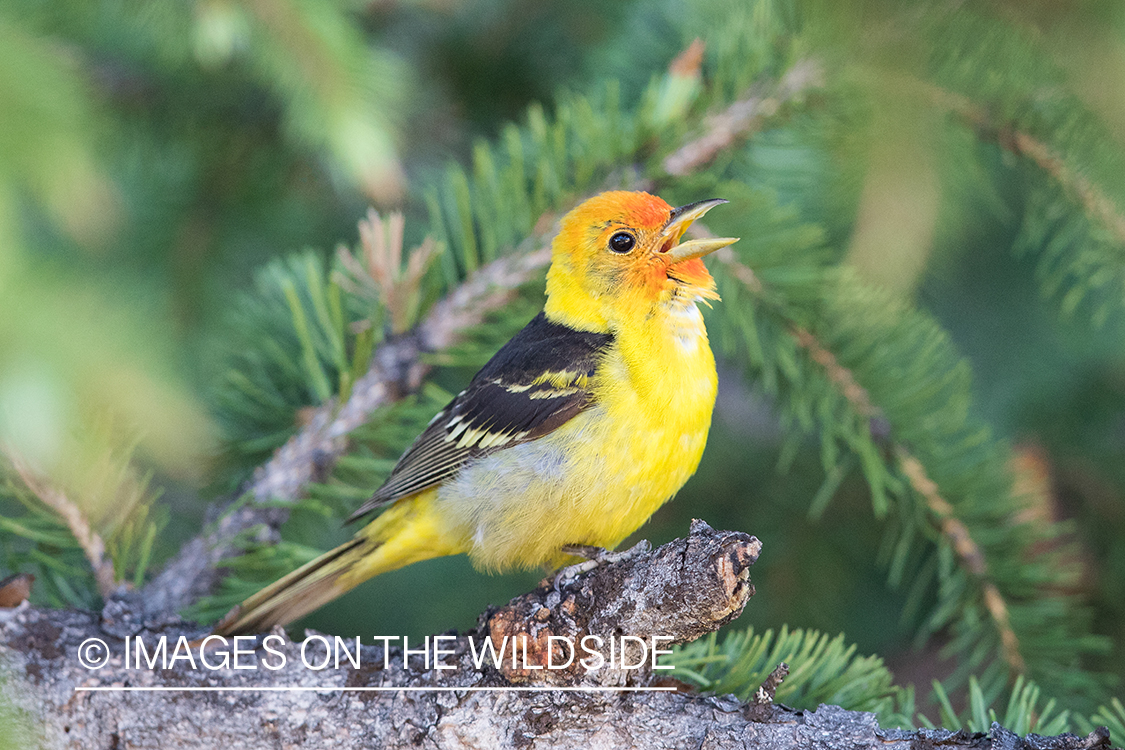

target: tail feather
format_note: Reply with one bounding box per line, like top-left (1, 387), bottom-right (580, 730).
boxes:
top-left (213, 491), bottom-right (455, 635)
top-left (213, 537), bottom-right (368, 636)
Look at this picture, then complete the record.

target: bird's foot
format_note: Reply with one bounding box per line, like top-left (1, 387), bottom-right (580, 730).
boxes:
top-left (552, 540), bottom-right (652, 590)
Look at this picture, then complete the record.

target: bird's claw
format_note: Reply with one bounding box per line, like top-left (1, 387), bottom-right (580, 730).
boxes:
top-left (552, 540), bottom-right (651, 591)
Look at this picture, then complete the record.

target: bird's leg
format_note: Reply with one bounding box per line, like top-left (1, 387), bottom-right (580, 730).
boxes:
top-left (552, 540), bottom-right (652, 590)
top-left (561, 539), bottom-right (653, 566)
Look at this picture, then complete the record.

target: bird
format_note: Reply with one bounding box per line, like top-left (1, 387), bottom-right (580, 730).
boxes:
top-left (214, 190), bottom-right (737, 635)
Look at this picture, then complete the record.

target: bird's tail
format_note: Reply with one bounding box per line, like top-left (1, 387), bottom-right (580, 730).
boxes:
top-left (213, 492), bottom-right (455, 635)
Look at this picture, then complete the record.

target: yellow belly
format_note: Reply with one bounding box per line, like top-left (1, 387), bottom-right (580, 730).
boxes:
top-left (436, 301), bottom-right (718, 571)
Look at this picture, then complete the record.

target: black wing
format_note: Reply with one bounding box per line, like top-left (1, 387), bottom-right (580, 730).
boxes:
top-left (347, 312), bottom-right (614, 521)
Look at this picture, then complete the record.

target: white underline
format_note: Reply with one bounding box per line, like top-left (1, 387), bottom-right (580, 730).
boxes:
top-left (75, 685), bottom-right (678, 693)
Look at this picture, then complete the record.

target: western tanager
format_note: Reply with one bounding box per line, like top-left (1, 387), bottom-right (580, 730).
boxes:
top-left (215, 190), bottom-right (737, 635)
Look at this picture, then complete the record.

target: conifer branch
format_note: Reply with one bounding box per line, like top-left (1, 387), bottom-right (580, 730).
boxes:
top-left (143, 243), bottom-right (550, 616)
top-left (663, 58), bottom-right (824, 177)
top-left (896, 451), bottom-right (1026, 675)
top-left (924, 83), bottom-right (1125, 248)
top-left (246, 245), bottom-right (551, 506)
top-left (1003, 131), bottom-right (1125, 248)
top-left (4, 450), bottom-right (116, 599)
top-left (788, 325), bottom-right (879, 419)
top-left (712, 250), bottom-right (1029, 678)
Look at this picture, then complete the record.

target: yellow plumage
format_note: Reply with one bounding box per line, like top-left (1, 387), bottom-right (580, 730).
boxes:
top-left (214, 190), bottom-right (737, 635)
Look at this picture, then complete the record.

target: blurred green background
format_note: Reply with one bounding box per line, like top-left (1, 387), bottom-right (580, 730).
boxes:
top-left (1, 0), bottom-right (1123, 718)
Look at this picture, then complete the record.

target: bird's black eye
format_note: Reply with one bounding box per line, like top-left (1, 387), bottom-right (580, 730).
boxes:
top-left (608, 231), bottom-right (636, 254)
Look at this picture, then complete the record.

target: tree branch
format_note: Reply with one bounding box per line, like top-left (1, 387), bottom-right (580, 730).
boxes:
top-left (2, 522), bottom-right (1110, 749)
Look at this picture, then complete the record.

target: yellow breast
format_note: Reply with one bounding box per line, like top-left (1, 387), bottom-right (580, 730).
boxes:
top-left (437, 297), bottom-right (717, 571)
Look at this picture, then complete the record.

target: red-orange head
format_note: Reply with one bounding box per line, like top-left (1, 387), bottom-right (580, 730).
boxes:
top-left (544, 191), bottom-right (737, 331)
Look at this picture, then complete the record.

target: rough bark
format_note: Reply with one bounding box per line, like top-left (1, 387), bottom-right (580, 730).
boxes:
top-left (1, 522), bottom-right (1113, 750)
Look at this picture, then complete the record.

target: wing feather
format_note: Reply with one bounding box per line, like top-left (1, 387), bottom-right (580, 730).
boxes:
top-left (347, 312), bottom-right (613, 522)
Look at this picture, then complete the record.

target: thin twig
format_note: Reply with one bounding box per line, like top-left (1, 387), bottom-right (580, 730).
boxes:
top-left (921, 80), bottom-right (1125, 248)
top-left (246, 244), bottom-right (551, 505)
top-left (1006, 130), bottom-right (1125, 247)
top-left (897, 451), bottom-right (1026, 674)
top-left (5, 450), bottom-right (117, 598)
top-left (788, 325), bottom-right (879, 419)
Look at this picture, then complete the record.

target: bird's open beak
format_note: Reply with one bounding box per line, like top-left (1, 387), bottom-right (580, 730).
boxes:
top-left (661, 198), bottom-right (739, 263)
